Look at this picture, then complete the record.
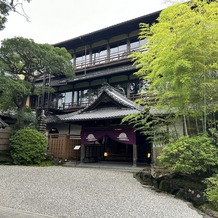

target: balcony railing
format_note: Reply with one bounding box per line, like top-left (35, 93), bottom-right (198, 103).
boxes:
top-left (75, 47), bottom-right (146, 70)
top-left (45, 92), bottom-right (157, 113)
top-left (47, 101), bottom-right (89, 112)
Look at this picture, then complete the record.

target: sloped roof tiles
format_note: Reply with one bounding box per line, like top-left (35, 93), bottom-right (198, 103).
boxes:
top-left (48, 84), bottom-right (142, 123)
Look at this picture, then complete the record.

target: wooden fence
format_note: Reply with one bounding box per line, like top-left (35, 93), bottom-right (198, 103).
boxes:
top-left (0, 127), bottom-right (11, 161)
top-left (0, 127), bottom-right (11, 152)
top-left (48, 134), bottom-right (81, 161)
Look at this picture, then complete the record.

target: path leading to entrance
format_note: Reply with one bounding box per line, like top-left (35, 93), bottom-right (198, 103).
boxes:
top-left (0, 166), bottom-right (208, 218)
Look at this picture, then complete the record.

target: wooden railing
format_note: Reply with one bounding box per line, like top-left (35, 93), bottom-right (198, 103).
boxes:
top-left (47, 102), bottom-right (88, 112)
top-left (75, 50), bottom-right (129, 69)
top-left (75, 47), bottom-right (147, 70)
top-left (47, 92), bottom-right (157, 113)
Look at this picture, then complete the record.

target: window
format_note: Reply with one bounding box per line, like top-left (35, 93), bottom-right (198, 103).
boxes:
top-left (130, 39), bottom-right (148, 51)
top-left (75, 53), bottom-right (90, 68)
top-left (57, 92), bottom-right (72, 109)
top-left (73, 90), bottom-right (89, 106)
top-left (130, 41), bottom-right (139, 51)
top-left (110, 43), bottom-right (127, 60)
top-left (118, 44), bottom-right (127, 56)
top-left (65, 92), bottom-right (72, 103)
top-left (80, 89), bottom-right (89, 104)
top-left (92, 47), bottom-right (107, 65)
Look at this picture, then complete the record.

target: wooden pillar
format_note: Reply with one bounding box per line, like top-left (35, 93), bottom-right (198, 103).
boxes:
top-left (62, 135), bottom-right (68, 160)
top-left (152, 143), bottom-right (157, 165)
top-left (126, 79), bottom-right (130, 98)
top-left (127, 37), bottom-right (130, 53)
top-left (133, 144), bottom-right (137, 167)
top-left (80, 144), bottom-right (85, 163)
top-left (107, 42), bottom-right (110, 62)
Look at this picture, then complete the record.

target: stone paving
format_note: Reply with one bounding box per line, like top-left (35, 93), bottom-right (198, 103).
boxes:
top-left (0, 165), bottom-right (210, 218)
top-left (0, 205), bottom-right (56, 218)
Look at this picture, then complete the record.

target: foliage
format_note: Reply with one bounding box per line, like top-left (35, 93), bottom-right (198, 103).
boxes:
top-left (204, 174), bottom-right (218, 210)
top-left (0, 0), bottom-right (31, 30)
top-left (0, 37), bottom-right (74, 127)
top-left (122, 105), bottom-right (177, 145)
top-left (0, 37), bottom-right (74, 81)
top-left (10, 128), bottom-right (48, 165)
top-left (158, 134), bottom-right (218, 175)
top-left (0, 74), bottom-right (30, 111)
top-left (36, 160), bottom-right (56, 167)
top-left (130, 0), bottom-right (218, 133)
top-left (11, 108), bottom-right (37, 130)
top-left (0, 0), bottom-right (10, 30)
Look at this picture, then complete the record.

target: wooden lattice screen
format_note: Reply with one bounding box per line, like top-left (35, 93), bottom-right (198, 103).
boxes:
top-left (0, 127), bottom-right (11, 152)
top-left (48, 134), bottom-right (81, 161)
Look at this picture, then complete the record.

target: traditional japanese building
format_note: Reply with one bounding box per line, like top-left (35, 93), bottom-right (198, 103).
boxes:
top-left (32, 10), bottom-right (163, 166)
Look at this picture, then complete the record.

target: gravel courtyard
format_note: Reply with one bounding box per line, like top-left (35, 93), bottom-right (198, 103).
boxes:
top-left (0, 165), bottom-right (206, 218)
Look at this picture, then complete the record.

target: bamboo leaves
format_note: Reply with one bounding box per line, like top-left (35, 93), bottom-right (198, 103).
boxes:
top-left (130, 0), bottom-right (218, 133)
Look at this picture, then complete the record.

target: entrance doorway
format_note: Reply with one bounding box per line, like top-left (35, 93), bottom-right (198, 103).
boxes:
top-left (81, 128), bottom-right (143, 164)
top-left (84, 136), bottom-right (133, 163)
top-left (103, 137), bottom-right (133, 162)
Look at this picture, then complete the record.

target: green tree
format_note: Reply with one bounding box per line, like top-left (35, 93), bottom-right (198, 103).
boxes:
top-left (0, 74), bottom-right (30, 111)
top-left (0, 37), bottom-right (74, 127)
top-left (10, 128), bottom-right (48, 165)
top-left (158, 134), bottom-right (218, 175)
top-left (204, 174), bottom-right (218, 210)
top-left (122, 105), bottom-right (176, 145)
top-left (130, 0), bottom-right (218, 134)
top-left (0, 0), bottom-right (31, 30)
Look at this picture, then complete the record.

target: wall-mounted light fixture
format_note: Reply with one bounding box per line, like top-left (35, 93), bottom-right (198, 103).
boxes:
top-left (147, 153), bottom-right (151, 158)
top-left (104, 152), bottom-right (108, 157)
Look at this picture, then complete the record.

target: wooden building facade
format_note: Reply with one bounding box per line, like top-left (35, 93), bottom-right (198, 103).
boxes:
top-left (32, 11), bottom-right (163, 166)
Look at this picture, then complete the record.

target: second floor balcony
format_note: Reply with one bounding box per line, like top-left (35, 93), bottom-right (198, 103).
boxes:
top-left (73, 40), bottom-right (147, 70)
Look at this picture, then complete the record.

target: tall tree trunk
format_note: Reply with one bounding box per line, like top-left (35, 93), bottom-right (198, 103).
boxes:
top-left (195, 117), bottom-right (199, 134)
top-left (173, 122), bottom-right (179, 140)
top-left (183, 114), bottom-right (188, 136)
top-left (20, 95), bottom-right (28, 112)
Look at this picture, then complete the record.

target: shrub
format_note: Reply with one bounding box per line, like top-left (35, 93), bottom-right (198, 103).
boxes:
top-left (10, 128), bottom-right (48, 165)
top-left (204, 174), bottom-right (218, 210)
top-left (158, 134), bottom-right (218, 175)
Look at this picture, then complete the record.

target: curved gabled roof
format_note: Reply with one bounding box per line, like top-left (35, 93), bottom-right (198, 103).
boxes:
top-left (82, 83), bottom-right (141, 112)
top-left (57, 83), bottom-right (142, 122)
top-left (61, 108), bottom-right (140, 121)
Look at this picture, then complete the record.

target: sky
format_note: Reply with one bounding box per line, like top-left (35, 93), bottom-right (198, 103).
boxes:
top-left (0, 0), bottom-right (169, 45)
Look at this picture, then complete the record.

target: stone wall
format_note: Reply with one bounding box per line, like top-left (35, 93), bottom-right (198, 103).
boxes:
top-left (134, 166), bottom-right (207, 206)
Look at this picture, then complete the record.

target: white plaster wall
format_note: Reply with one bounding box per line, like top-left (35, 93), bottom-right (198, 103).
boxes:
top-left (70, 124), bottom-right (82, 136)
top-left (47, 123), bottom-right (82, 136)
top-left (169, 117), bottom-right (184, 137)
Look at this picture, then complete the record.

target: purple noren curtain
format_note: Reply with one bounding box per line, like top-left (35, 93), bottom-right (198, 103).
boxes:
top-left (81, 130), bottom-right (105, 144)
top-left (81, 129), bottom-right (136, 145)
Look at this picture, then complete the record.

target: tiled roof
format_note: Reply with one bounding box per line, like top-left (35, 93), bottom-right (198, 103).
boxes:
top-left (47, 84), bottom-right (142, 123)
top-left (82, 83), bottom-right (142, 112)
top-left (103, 84), bottom-right (141, 110)
top-left (59, 107), bottom-right (140, 121)
top-left (46, 114), bottom-right (61, 124)
top-left (45, 65), bottom-right (135, 87)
